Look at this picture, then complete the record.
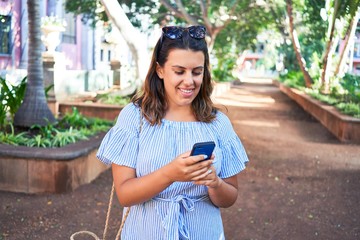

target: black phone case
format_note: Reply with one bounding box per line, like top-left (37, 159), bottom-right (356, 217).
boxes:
top-left (190, 141), bottom-right (215, 160)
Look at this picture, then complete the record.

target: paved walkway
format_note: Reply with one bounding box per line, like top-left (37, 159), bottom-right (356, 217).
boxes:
top-left (0, 78), bottom-right (359, 240)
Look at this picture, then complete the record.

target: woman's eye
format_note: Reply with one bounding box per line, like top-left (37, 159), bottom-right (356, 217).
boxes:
top-left (175, 71), bottom-right (184, 75)
top-left (193, 72), bottom-right (202, 76)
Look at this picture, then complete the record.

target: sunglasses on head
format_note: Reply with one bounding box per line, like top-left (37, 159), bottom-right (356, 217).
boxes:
top-left (161, 25), bottom-right (206, 40)
top-left (156, 25), bottom-right (206, 61)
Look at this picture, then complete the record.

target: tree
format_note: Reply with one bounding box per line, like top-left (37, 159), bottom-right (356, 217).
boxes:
top-left (334, 7), bottom-right (360, 77)
top-left (286, 0), bottom-right (313, 87)
top-left (66, 0), bottom-right (260, 51)
top-left (320, 0), bottom-right (360, 93)
top-left (100, 0), bottom-right (148, 85)
top-left (65, 0), bottom-right (274, 84)
top-left (14, 0), bottom-right (56, 127)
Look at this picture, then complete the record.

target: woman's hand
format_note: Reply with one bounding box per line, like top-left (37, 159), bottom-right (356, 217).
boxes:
top-left (162, 152), bottom-right (215, 183)
top-left (192, 165), bottom-right (222, 188)
top-left (193, 163), bottom-right (240, 208)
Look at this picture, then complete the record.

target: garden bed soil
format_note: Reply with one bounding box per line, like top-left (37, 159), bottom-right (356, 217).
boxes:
top-left (1, 78), bottom-right (359, 240)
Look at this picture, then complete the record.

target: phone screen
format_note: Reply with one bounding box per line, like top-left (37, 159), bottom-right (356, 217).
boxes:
top-left (190, 141), bottom-right (215, 161)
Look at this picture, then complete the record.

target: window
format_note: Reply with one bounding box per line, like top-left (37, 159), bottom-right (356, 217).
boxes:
top-left (62, 12), bottom-right (76, 44)
top-left (100, 49), bottom-right (104, 61)
top-left (355, 63), bottom-right (360, 70)
top-left (0, 15), bottom-right (11, 54)
top-left (354, 42), bottom-right (360, 58)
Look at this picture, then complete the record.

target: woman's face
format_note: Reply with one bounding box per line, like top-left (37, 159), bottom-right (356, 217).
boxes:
top-left (156, 49), bottom-right (205, 110)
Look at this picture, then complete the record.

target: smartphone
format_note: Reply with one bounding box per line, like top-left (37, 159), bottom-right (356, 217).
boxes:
top-left (190, 141), bottom-right (215, 161)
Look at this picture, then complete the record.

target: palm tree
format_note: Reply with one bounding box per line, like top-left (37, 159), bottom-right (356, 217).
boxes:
top-left (14, 0), bottom-right (55, 127)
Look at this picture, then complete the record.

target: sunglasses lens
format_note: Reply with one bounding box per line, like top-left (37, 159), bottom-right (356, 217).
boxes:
top-left (188, 26), bottom-right (206, 39)
top-left (163, 26), bottom-right (183, 39)
top-left (162, 26), bottom-right (206, 40)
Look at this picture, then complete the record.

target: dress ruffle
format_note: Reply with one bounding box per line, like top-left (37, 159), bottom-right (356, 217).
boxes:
top-left (96, 126), bottom-right (139, 167)
top-left (96, 103), bottom-right (141, 167)
top-left (218, 134), bottom-right (249, 178)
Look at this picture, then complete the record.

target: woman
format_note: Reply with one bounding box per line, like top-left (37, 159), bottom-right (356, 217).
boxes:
top-left (97, 25), bottom-right (249, 240)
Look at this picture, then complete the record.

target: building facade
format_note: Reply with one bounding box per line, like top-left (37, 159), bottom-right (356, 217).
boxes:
top-left (0, 0), bottom-right (135, 99)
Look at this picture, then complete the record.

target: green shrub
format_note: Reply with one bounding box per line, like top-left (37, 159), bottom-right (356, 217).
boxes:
top-left (339, 74), bottom-right (360, 103)
top-left (335, 102), bottom-right (360, 118)
top-left (305, 89), bottom-right (339, 105)
top-left (26, 134), bottom-right (53, 148)
top-left (212, 57), bottom-right (237, 82)
top-left (280, 72), bottom-right (359, 118)
top-left (0, 107), bottom-right (113, 147)
top-left (0, 124), bottom-right (28, 146)
top-left (58, 107), bottom-right (89, 128)
top-left (278, 71), bottom-right (305, 89)
top-left (51, 127), bottom-right (89, 147)
top-left (96, 94), bottom-right (130, 105)
top-left (0, 76), bottom-right (27, 128)
top-left (305, 88), bottom-right (360, 118)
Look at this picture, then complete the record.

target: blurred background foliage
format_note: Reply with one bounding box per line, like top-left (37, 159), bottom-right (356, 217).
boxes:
top-left (64, 0), bottom-right (360, 117)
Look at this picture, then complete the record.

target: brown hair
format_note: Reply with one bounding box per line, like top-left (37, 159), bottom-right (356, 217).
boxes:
top-left (132, 27), bottom-right (217, 125)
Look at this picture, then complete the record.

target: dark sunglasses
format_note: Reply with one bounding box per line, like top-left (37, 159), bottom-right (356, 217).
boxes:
top-left (156, 26), bottom-right (206, 61)
top-left (161, 25), bottom-right (206, 40)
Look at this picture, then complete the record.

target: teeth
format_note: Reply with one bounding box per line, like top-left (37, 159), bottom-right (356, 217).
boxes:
top-left (180, 89), bottom-right (193, 93)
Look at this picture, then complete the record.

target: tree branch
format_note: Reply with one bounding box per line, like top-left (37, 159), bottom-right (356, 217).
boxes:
top-left (212, 0), bottom-right (242, 36)
top-left (199, 0), bottom-right (212, 31)
top-left (160, 0), bottom-right (184, 19)
top-left (269, 3), bottom-right (288, 38)
top-left (174, 0), bottom-right (199, 25)
top-left (223, 0), bottom-right (242, 27)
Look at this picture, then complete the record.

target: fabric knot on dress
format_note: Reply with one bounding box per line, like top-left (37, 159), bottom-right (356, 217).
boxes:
top-left (153, 195), bottom-right (208, 240)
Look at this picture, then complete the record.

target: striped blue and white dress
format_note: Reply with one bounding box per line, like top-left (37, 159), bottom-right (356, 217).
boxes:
top-left (97, 103), bottom-right (249, 240)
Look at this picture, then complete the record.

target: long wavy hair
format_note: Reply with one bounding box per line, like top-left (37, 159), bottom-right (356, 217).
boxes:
top-left (132, 27), bottom-right (217, 125)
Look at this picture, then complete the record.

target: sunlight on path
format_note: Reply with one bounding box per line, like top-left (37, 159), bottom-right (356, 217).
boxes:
top-left (214, 84), bottom-right (276, 108)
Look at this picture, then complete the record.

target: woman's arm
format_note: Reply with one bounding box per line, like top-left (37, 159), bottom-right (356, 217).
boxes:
top-left (112, 152), bottom-right (214, 207)
top-left (194, 167), bottom-right (239, 208)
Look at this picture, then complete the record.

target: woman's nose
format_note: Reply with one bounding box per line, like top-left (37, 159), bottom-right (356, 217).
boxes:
top-left (183, 72), bottom-right (194, 85)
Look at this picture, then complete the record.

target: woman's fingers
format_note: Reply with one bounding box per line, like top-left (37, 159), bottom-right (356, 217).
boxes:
top-left (192, 166), bottom-right (218, 185)
top-left (190, 167), bottom-right (212, 181)
top-left (167, 152), bottom-right (215, 182)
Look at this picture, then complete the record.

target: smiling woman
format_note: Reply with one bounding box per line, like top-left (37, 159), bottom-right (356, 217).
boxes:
top-left (96, 25), bottom-right (249, 240)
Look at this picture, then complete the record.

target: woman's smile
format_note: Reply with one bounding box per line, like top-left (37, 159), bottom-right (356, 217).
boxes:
top-left (178, 87), bottom-right (195, 97)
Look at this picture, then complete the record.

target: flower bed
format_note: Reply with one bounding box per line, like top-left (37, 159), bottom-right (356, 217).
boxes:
top-left (0, 133), bottom-right (108, 193)
top-left (273, 80), bottom-right (360, 143)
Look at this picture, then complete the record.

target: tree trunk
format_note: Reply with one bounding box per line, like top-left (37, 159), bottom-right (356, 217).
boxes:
top-left (320, 0), bottom-right (339, 94)
top-left (14, 0), bottom-right (55, 127)
top-left (100, 0), bottom-right (148, 86)
top-left (334, 8), bottom-right (360, 77)
top-left (286, 0), bottom-right (313, 88)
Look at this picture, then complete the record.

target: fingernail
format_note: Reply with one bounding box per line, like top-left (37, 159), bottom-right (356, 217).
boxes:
top-left (203, 155), bottom-right (208, 160)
